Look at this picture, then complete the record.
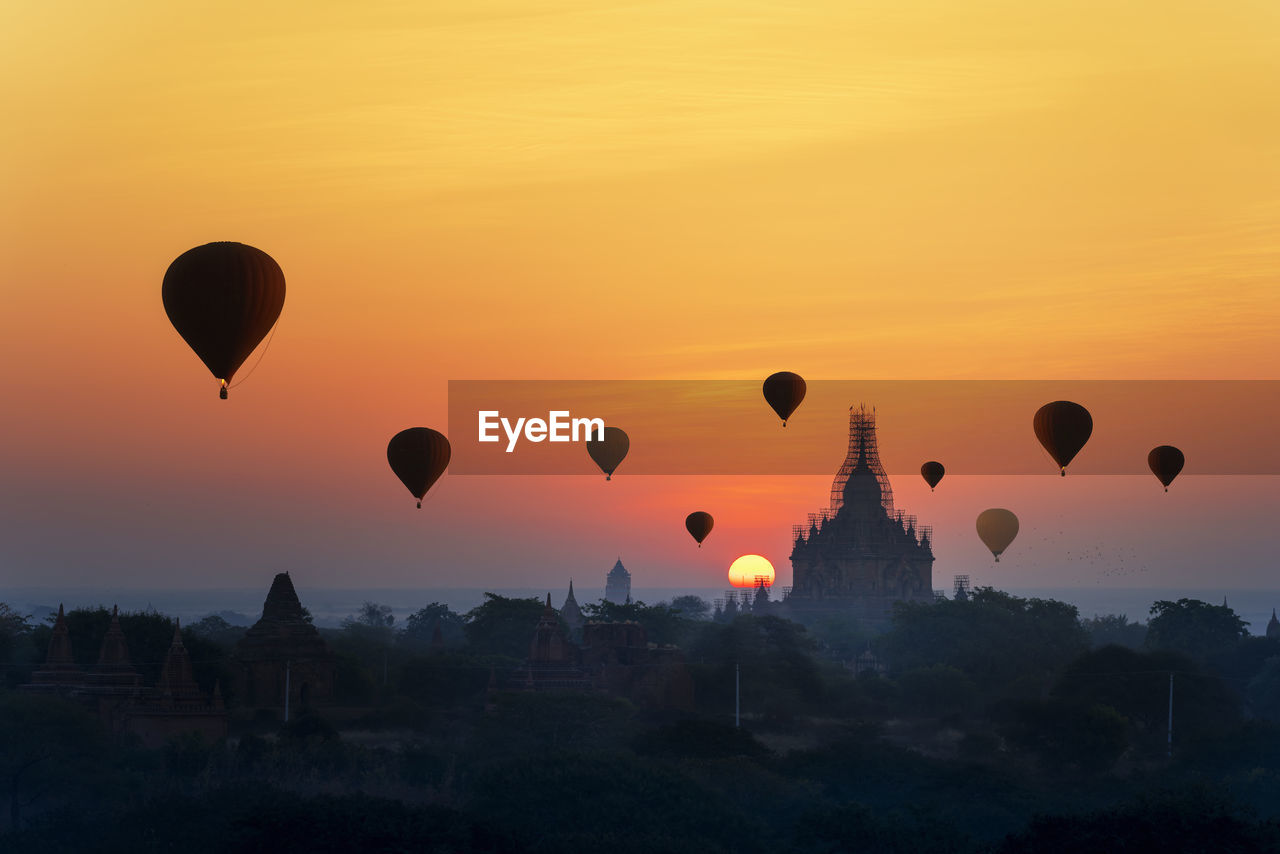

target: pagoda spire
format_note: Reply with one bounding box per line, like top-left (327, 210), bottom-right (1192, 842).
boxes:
top-left (97, 605), bottom-right (133, 671)
top-left (45, 603), bottom-right (76, 669)
top-left (30, 603), bottom-right (86, 687)
top-left (262, 572), bottom-right (306, 622)
top-left (561, 579), bottom-right (585, 639)
top-left (158, 618), bottom-right (202, 702)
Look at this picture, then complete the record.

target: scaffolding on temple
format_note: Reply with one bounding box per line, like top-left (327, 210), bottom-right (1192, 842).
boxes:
top-left (830, 405), bottom-right (895, 513)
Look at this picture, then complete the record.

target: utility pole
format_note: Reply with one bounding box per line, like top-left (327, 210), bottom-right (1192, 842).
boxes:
top-left (1167, 672), bottom-right (1174, 758)
top-left (735, 661), bottom-right (740, 729)
top-left (284, 660), bottom-right (291, 723)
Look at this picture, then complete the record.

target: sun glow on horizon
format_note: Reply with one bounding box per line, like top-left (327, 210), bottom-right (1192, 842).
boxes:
top-left (728, 554), bottom-right (775, 589)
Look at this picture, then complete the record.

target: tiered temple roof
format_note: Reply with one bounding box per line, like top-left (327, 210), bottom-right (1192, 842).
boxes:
top-left (233, 572), bottom-right (336, 710)
top-left (605, 559), bottom-right (632, 604)
top-left (21, 604), bottom-right (226, 746)
top-left (30, 604), bottom-right (85, 687)
top-left (235, 573), bottom-right (332, 663)
top-left (157, 620), bottom-right (205, 705)
top-left (86, 605), bottom-right (142, 692)
top-left (787, 406), bottom-right (934, 613)
top-left (561, 580), bottom-right (584, 638)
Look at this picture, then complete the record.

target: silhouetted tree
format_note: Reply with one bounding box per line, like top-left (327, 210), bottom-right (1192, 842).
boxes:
top-left (895, 665), bottom-right (978, 717)
top-left (689, 615), bottom-right (824, 721)
top-left (1002, 699), bottom-right (1129, 773)
top-left (1146, 598), bottom-right (1247, 661)
top-left (344, 601), bottom-right (395, 630)
top-left (668, 595), bottom-right (710, 620)
top-left (1247, 657), bottom-right (1280, 723)
top-left (1052, 645), bottom-right (1239, 753)
top-left (581, 600), bottom-right (692, 645)
top-left (1082, 614), bottom-right (1147, 649)
top-left (401, 603), bottom-right (465, 649)
top-left (882, 588), bottom-right (1088, 697)
top-left (463, 593), bottom-right (547, 658)
top-left (0, 604), bottom-right (34, 684)
top-left (0, 693), bottom-right (108, 830)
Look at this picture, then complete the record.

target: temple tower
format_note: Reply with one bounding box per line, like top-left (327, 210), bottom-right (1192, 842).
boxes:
top-left (786, 406), bottom-right (934, 623)
top-left (29, 604), bottom-right (85, 688)
top-left (87, 605), bottom-right (142, 692)
top-left (233, 573), bottom-right (336, 711)
top-left (561, 580), bottom-right (584, 639)
top-left (605, 559), bottom-right (632, 604)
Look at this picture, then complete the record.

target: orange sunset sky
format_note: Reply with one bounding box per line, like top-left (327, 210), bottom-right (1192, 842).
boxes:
top-left (1, 1), bottom-right (1278, 595)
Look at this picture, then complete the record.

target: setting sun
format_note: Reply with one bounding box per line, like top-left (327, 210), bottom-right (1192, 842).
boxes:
top-left (728, 554), bottom-right (775, 588)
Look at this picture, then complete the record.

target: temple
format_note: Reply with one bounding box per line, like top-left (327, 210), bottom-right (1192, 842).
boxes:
top-left (605, 558), bottom-right (632, 604)
top-left (21, 605), bottom-right (226, 748)
top-left (233, 572), bottom-right (336, 712)
top-left (560, 580), bottom-right (584, 640)
top-left (510, 594), bottom-right (693, 709)
top-left (784, 406), bottom-right (934, 624)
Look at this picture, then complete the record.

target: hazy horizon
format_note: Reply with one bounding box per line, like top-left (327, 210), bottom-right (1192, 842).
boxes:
top-left (6, 583), bottom-right (1278, 634)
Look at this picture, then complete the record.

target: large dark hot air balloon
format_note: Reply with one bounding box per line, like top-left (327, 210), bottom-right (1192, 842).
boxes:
top-left (1148, 445), bottom-right (1185, 492)
top-left (920, 461), bottom-right (945, 491)
top-left (762, 372), bottom-right (806, 426)
top-left (587, 426), bottom-right (629, 480)
top-left (162, 242), bottom-right (286, 399)
top-left (1033, 400), bottom-right (1093, 475)
top-left (685, 511), bottom-right (714, 547)
top-left (976, 508), bottom-right (1019, 562)
top-left (387, 428), bottom-right (451, 508)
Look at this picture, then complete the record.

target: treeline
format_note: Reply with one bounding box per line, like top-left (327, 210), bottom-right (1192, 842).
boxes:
top-left (3, 591), bottom-right (1280, 851)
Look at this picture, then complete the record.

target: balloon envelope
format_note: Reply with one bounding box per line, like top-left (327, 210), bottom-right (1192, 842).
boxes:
top-left (685, 511), bottom-right (714, 546)
top-left (387, 428), bottom-right (451, 508)
top-left (1148, 445), bottom-right (1185, 491)
top-left (976, 508), bottom-right (1019, 561)
top-left (162, 242), bottom-right (286, 395)
top-left (1033, 400), bottom-right (1093, 475)
top-left (587, 426), bottom-right (629, 480)
top-left (762, 372), bottom-right (806, 425)
top-left (920, 461), bottom-right (945, 491)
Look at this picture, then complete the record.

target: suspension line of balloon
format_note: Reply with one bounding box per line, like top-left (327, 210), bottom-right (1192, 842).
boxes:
top-left (228, 318), bottom-right (282, 389)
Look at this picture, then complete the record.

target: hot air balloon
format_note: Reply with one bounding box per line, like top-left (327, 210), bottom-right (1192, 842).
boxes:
top-left (387, 428), bottom-right (451, 508)
top-left (162, 242), bottom-right (286, 399)
top-left (685, 511), bottom-right (714, 547)
top-left (1033, 400), bottom-right (1093, 475)
top-left (920, 461), bottom-right (945, 491)
top-left (587, 426), bottom-right (629, 480)
top-left (1148, 445), bottom-right (1185, 492)
top-left (763, 372), bottom-right (806, 426)
top-left (976, 508), bottom-right (1019, 562)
